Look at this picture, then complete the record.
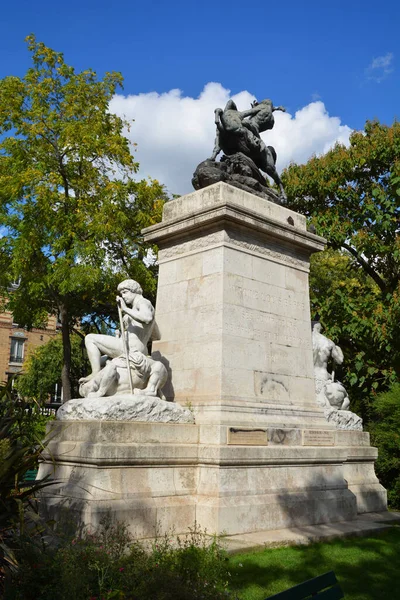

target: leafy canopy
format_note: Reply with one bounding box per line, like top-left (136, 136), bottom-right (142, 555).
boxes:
top-left (0, 36), bottom-right (165, 398)
top-left (283, 121), bottom-right (400, 405)
top-left (14, 334), bottom-right (88, 403)
top-left (283, 120), bottom-right (400, 295)
top-left (0, 35), bottom-right (163, 321)
top-left (370, 383), bottom-right (400, 509)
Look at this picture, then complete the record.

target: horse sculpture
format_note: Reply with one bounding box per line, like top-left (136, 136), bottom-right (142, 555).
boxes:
top-left (210, 99), bottom-right (287, 202)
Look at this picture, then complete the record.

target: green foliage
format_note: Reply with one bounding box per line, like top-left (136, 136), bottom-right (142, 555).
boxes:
top-left (5, 516), bottom-right (233, 600)
top-left (369, 384), bottom-right (400, 509)
top-left (283, 120), bottom-right (400, 402)
top-left (0, 36), bottom-right (165, 399)
top-left (309, 249), bottom-right (397, 418)
top-left (283, 120), bottom-right (400, 294)
top-left (0, 380), bottom-right (54, 592)
top-left (15, 334), bottom-right (88, 402)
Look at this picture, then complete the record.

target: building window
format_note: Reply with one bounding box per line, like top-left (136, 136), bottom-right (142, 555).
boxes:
top-left (10, 338), bottom-right (24, 364)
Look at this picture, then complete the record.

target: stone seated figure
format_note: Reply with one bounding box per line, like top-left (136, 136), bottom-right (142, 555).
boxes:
top-left (56, 278), bottom-right (194, 422)
top-left (312, 323), bottom-right (362, 430)
top-left (79, 279), bottom-right (167, 399)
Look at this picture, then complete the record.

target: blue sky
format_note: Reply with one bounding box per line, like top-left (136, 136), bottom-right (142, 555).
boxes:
top-left (1, 0), bottom-right (399, 195)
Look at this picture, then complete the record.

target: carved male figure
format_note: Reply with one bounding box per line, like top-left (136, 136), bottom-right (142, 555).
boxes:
top-left (243, 98), bottom-right (286, 137)
top-left (312, 322), bottom-right (344, 382)
top-left (79, 279), bottom-right (167, 398)
top-left (312, 323), bottom-right (350, 411)
top-left (81, 279), bottom-right (154, 380)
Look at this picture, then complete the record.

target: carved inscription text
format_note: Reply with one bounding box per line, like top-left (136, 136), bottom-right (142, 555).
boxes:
top-left (303, 430), bottom-right (335, 446)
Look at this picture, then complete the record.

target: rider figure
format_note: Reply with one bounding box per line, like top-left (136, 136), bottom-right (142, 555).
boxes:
top-left (209, 97), bottom-right (287, 202)
top-left (243, 99), bottom-right (286, 137)
top-left (211, 98), bottom-right (285, 160)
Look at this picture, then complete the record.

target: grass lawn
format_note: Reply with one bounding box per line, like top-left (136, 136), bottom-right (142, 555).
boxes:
top-left (228, 527), bottom-right (400, 600)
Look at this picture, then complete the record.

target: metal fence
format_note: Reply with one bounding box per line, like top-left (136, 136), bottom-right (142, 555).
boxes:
top-left (39, 403), bottom-right (60, 416)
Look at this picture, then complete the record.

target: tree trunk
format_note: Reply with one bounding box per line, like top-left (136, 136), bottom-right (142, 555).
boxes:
top-left (59, 304), bottom-right (72, 403)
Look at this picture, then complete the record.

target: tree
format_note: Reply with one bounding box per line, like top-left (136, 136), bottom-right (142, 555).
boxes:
top-left (14, 334), bottom-right (89, 403)
top-left (369, 383), bottom-right (400, 509)
top-left (0, 36), bottom-right (165, 401)
top-left (309, 249), bottom-right (397, 418)
top-left (283, 120), bottom-right (400, 399)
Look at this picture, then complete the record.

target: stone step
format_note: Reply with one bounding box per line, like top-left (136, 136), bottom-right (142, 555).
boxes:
top-left (221, 511), bottom-right (400, 553)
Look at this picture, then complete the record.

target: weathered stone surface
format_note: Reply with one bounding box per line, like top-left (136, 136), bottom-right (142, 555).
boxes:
top-left (143, 183), bottom-right (327, 427)
top-left (324, 407), bottom-right (363, 431)
top-left (56, 395), bottom-right (194, 423)
top-left (39, 421), bottom-right (386, 538)
top-left (303, 429), bottom-right (335, 446)
top-left (161, 183), bottom-right (306, 228)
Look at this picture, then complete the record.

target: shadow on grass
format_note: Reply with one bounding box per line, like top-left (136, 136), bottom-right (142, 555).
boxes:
top-left (228, 527), bottom-right (400, 600)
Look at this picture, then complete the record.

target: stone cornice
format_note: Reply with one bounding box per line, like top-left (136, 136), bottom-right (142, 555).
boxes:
top-left (143, 183), bottom-right (325, 256)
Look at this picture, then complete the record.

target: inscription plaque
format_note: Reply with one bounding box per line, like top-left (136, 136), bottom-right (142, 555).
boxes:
top-left (303, 429), bottom-right (335, 446)
top-left (228, 428), bottom-right (268, 446)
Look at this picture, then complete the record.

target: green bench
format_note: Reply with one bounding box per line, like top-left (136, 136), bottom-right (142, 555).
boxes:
top-left (265, 571), bottom-right (344, 599)
top-left (23, 468), bottom-right (38, 483)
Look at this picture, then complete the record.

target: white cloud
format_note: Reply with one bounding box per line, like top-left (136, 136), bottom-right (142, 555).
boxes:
top-left (366, 52), bottom-right (394, 83)
top-left (110, 83), bottom-right (352, 196)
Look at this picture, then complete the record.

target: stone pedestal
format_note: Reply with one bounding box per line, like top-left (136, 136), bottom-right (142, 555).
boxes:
top-left (145, 182), bottom-right (328, 428)
top-left (39, 183), bottom-right (387, 538)
top-left (39, 422), bottom-right (386, 537)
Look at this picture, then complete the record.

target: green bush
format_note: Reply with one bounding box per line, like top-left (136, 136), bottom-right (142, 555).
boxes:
top-left (5, 515), bottom-right (234, 600)
top-left (15, 334), bottom-right (89, 403)
top-left (370, 383), bottom-right (400, 509)
top-left (0, 381), bottom-right (54, 594)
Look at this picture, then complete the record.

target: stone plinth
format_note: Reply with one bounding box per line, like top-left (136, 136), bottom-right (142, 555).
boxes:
top-left (39, 421), bottom-right (386, 537)
top-left (39, 184), bottom-right (387, 539)
top-left (56, 395), bottom-right (194, 423)
top-left (39, 421), bottom-right (199, 537)
top-left (144, 182), bottom-right (327, 428)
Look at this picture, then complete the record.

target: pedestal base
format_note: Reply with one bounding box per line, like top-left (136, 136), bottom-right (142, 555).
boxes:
top-left (39, 421), bottom-right (387, 538)
top-left (56, 395), bottom-right (194, 423)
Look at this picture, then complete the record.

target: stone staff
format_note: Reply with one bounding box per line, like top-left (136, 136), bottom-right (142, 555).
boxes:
top-left (117, 296), bottom-right (134, 395)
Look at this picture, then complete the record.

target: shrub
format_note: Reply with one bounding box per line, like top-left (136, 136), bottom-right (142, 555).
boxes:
top-left (0, 381), bottom-right (54, 594)
top-left (5, 516), bottom-right (233, 600)
top-left (370, 383), bottom-right (400, 509)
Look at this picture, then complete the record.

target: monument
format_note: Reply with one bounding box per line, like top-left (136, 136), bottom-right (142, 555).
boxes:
top-left (39, 97), bottom-right (387, 539)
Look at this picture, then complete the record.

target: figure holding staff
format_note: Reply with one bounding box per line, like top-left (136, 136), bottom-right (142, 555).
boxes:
top-left (117, 294), bottom-right (134, 395)
top-left (79, 279), bottom-right (167, 399)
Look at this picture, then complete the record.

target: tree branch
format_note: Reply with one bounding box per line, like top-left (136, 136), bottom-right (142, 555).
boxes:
top-left (341, 241), bottom-right (388, 293)
top-left (72, 327), bottom-right (85, 340)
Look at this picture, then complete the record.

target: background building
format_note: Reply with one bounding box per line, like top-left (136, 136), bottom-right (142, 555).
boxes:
top-left (0, 302), bottom-right (58, 386)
